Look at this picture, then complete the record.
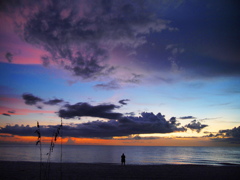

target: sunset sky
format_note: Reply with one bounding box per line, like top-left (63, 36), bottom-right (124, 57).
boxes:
top-left (0, 0), bottom-right (240, 146)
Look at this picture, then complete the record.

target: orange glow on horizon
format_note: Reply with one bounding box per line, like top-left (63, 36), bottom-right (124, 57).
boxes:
top-left (1, 133), bottom-right (237, 147)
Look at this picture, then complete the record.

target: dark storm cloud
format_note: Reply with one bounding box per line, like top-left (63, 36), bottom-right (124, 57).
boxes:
top-left (0, 112), bottom-right (187, 138)
top-left (21, 93), bottom-right (123, 119)
top-left (185, 120), bottom-right (208, 133)
top-left (5, 52), bottom-right (13, 63)
top-left (22, 93), bottom-right (65, 107)
top-left (0, 124), bottom-right (54, 137)
top-left (2, 113), bottom-right (11, 116)
top-left (22, 93), bottom-right (43, 105)
top-left (206, 126), bottom-right (240, 144)
top-left (58, 102), bottom-right (122, 119)
top-left (118, 99), bottom-right (130, 105)
top-left (3, 0), bottom-right (169, 80)
top-left (44, 98), bottom-right (64, 105)
top-left (179, 116), bottom-right (196, 119)
top-left (62, 112), bottom-right (186, 138)
top-left (218, 126), bottom-right (240, 139)
top-left (2, 0), bottom-right (240, 81)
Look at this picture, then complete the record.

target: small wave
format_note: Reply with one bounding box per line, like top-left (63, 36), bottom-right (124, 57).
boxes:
top-left (218, 162), bottom-right (240, 166)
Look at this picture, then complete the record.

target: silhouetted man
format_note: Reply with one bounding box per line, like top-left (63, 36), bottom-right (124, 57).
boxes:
top-left (121, 153), bottom-right (126, 165)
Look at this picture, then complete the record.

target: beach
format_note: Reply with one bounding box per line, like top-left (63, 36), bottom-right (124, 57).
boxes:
top-left (0, 161), bottom-right (239, 180)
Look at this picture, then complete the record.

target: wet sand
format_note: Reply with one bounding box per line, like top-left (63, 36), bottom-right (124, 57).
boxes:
top-left (0, 161), bottom-right (239, 180)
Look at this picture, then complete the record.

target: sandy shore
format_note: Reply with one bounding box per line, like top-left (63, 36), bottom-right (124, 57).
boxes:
top-left (0, 161), bottom-right (239, 180)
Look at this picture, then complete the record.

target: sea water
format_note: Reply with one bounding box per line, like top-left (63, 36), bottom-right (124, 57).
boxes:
top-left (0, 144), bottom-right (240, 166)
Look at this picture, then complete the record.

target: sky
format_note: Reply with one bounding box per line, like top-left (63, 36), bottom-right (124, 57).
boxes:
top-left (0, 0), bottom-right (240, 146)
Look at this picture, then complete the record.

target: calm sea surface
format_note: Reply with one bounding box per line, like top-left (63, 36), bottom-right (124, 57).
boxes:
top-left (0, 144), bottom-right (240, 166)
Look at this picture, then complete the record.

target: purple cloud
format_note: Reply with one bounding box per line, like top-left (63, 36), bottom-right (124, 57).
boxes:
top-left (185, 120), bottom-right (208, 133)
top-left (22, 93), bottom-right (43, 105)
top-left (118, 99), bottom-right (130, 105)
top-left (0, 112), bottom-right (186, 138)
top-left (58, 102), bottom-right (122, 120)
top-left (3, 0), bottom-right (169, 80)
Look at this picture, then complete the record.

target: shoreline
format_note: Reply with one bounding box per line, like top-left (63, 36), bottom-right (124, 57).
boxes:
top-left (0, 161), bottom-right (240, 180)
top-left (1, 160), bottom-right (240, 166)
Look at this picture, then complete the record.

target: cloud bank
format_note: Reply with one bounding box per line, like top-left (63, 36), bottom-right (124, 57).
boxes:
top-left (0, 112), bottom-right (187, 138)
top-left (19, 93), bottom-right (208, 138)
top-left (208, 126), bottom-right (240, 144)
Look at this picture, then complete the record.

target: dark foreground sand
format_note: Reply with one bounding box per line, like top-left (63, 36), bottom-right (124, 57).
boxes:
top-left (0, 161), bottom-right (239, 180)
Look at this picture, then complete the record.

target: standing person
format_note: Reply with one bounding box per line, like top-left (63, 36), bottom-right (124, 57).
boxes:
top-left (121, 153), bottom-right (126, 165)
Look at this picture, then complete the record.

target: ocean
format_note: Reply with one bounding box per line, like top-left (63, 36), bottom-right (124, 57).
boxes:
top-left (0, 144), bottom-right (240, 166)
